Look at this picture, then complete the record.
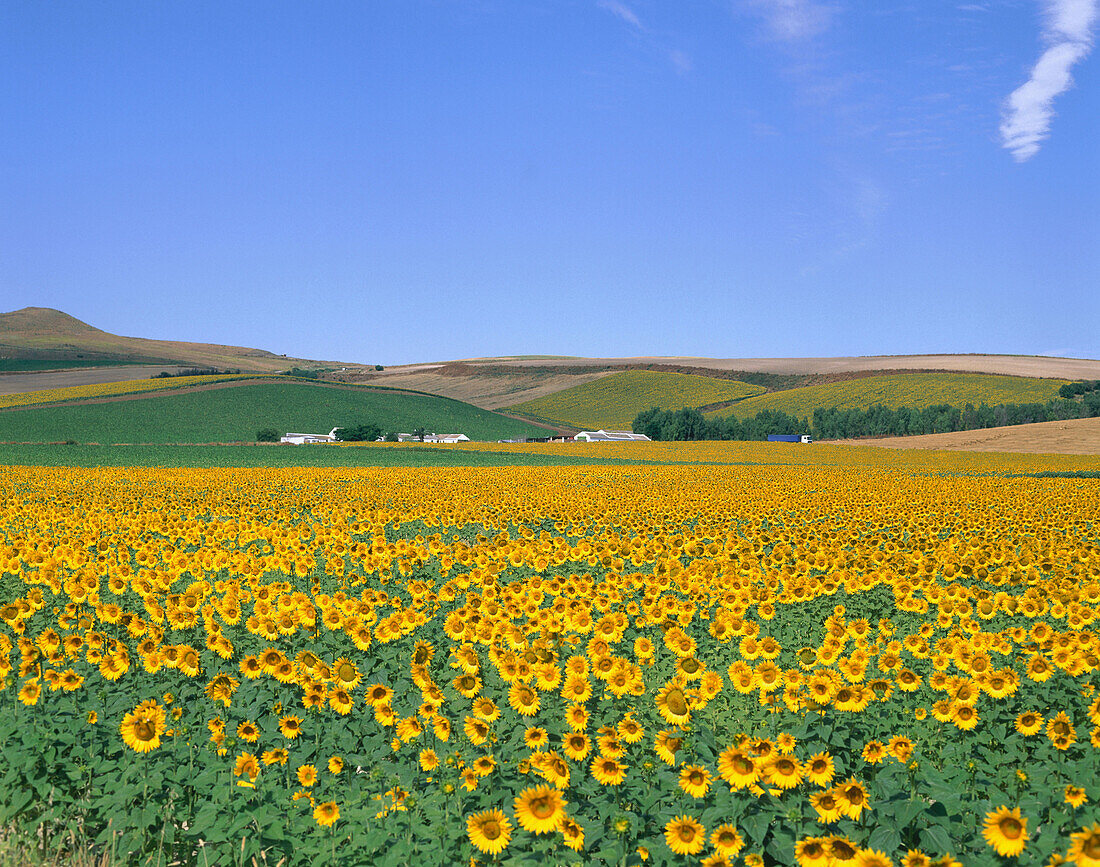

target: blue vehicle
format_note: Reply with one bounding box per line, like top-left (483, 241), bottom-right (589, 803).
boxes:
top-left (767, 434), bottom-right (813, 443)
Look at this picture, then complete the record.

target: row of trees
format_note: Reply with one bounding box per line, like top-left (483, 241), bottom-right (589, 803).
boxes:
top-left (633, 392), bottom-right (1100, 442)
top-left (1059, 380), bottom-right (1100, 399)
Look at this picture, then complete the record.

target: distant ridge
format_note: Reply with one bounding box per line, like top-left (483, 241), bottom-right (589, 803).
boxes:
top-left (0, 306), bottom-right (338, 372)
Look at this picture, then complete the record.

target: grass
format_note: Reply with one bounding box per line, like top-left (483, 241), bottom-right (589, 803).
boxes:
top-left (0, 381), bottom-right (547, 444)
top-left (508, 370), bottom-right (765, 429)
top-left (0, 443), bottom-right (669, 468)
top-left (706, 372), bottom-right (1068, 419)
top-left (0, 358), bottom-right (133, 372)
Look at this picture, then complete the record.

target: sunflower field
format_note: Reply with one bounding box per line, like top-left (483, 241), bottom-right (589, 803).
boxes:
top-left (1, 454), bottom-right (1099, 866)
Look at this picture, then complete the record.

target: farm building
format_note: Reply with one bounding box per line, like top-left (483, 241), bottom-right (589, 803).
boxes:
top-left (422, 433), bottom-right (470, 444)
top-left (573, 430), bottom-right (652, 442)
top-left (391, 433), bottom-right (470, 443)
top-left (280, 427), bottom-right (339, 444)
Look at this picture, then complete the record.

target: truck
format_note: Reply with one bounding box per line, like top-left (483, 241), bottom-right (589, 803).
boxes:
top-left (767, 434), bottom-right (813, 444)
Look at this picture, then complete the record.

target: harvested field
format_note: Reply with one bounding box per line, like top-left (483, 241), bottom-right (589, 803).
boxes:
top-left (334, 365), bottom-right (614, 409)
top-left (832, 415), bottom-right (1100, 455)
top-left (453, 353), bottom-right (1100, 379)
top-left (0, 365), bottom-right (192, 395)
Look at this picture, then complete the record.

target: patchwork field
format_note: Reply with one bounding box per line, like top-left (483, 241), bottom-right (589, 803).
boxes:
top-left (0, 380), bottom-right (546, 444)
top-left (1, 444), bottom-right (1099, 865)
top-left (834, 415), bottom-right (1100, 455)
top-left (706, 373), bottom-right (1068, 421)
top-left (509, 371), bottom-right (765, 429)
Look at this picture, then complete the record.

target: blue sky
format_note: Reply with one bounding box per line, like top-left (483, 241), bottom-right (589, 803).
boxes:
top-left (2, 1), bottom-right (1097, 365)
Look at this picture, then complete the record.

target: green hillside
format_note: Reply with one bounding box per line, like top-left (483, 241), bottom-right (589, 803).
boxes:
top-left (508, 371), bottom-right (765, 429)
top-left (706, 372), bottom-right (1067, 419)
top-left (0, 381), bottom-right (546, 443)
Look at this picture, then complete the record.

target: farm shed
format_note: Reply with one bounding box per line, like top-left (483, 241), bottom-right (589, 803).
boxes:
top-left (573, 430), bottom-right (652, 442)
top-left (281, 427), bottom-right (339, 444)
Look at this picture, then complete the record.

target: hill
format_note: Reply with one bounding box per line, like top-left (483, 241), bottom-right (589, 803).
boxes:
top-left (0, 379), bottom-right (546, 443)
top-left (507, 370), bottom-right (765, 429)
top-left (0, 306), bottom-right (343, 372)
top-left (833, 416), bottom-right (1100, 455)
top-left (705, 373), bottom-right (1068, 420)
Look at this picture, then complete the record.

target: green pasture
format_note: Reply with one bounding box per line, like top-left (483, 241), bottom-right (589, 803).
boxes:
top-left (0, 381), bottom-right (546, 444)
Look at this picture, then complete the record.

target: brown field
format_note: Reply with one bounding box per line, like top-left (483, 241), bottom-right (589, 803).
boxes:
top-left (333, 364), bottom-right (614, 409)
top-left (832, 416), bottom-right (1100, 455)
top-left (447, 353), bottom-right (1100, 379)
top-left (0, 365), bottom-right (194, 396)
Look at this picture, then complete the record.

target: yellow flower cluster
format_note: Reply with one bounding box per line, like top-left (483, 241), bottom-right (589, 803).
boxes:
top-left (1, 457), bottom-right (1098, 864)
top-left (0, 374), bottom-right (261, 410)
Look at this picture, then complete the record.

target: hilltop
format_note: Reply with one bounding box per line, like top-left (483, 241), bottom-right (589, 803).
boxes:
top-left (0, 307), bottom-right (354, 373)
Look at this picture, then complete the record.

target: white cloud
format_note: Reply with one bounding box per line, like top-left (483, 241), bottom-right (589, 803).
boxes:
top-left (999, 0), bottom-right (1098, 161)
top-left (742, 0), bottom-right (837, 41)
top-left (597, 0), bottom-right (643, 30)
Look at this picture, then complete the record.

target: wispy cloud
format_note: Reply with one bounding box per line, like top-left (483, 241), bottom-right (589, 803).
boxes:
top-left (741, 0), bottom-right (837, 42)
top-left (596, 1), bottom-right (694, 75)
top-left (597, 0), bottom-right (643, 30)
top-left (1000, 0), bottom-right (1098, 161)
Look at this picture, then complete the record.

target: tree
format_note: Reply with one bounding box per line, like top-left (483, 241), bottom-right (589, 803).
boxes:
top-left (412, 427), bottom-right (427, 442)
top-left (256, 428), bottom-right (280, 442)
top-left (334, 423), bottom-right (382, 442)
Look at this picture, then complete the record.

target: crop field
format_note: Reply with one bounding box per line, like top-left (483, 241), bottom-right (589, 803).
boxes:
top-left (707, 374), bottom-right (1068, 421)
top-left (1, 447), bottom-right (1099, 867)
top-left (0, 381), bottom-right (546, 444)
top-left (509, 371), bottom-right (765, 429)
top-left (0, 374), bottom-right (259, 410)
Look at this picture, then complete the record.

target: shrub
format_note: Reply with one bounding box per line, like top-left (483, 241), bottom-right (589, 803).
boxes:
top-left (256, 428), bottom-right (280, 442)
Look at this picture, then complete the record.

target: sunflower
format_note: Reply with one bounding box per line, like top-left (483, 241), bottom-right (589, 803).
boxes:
top-left (464, 716), bottom-right (489, 745)
top-left (861, 741), bottom-right (887, 764)
top-left (654, 730), bottom-right (682, 766)
top-left (804, 752), bottom-right (836, 787)
top-left (794, 836), bottom-right (831, 867)
top-left (560, 816), bottom-right (585, 852)
top-left (525, 727), bottom-right (549, 750)
top-left (514, 786), bottom-right (566, 834)
top-left (827, 836), bottom-right (859, 866)
top-left (236, 721), bottom-right (260, 743)
top-left (466, 809), bottom-right (512, 849)
top-left (810, 789), bottom-right (844, 823)
top-left (679, 765), bottom-right (711, 798)
top-left (711, 824), bottom-right (744, 857)
top-left (1066, 786), bottom-right (1088, 808)
top-left (297, 764), bottom-right (318, 787)
top-left (472, 696), bottom-right (500, 721)
top-left (365, 683), bottom-right (393, 707)
top-left (329, 688), bottom-right (354, 716)
top-left (564, 703), bottom-right (589, 732)
top-left (120, 701), bottom-right (166, 753)
top-left (717, 747), bottom-right (759, 789)
top-left (591, 756), bottom-right (626, 786)
top-left (836, 779), bottom-right (869, 820)
top-left (766, 755), bottom-right (802, 789)
top-left (234, 752), bottom-right (260, 781)
top-left (509, 682), bottom-right (541, 716)
top-left (262, 748), bottom-right (289, 766)
top-left (279, 715), bottom-right (303, 739)
top-left (563, 732), bottom-right (592, 761)
top-left (951, 703), bottom-right (979, 731)
top-left (899, 851), bottom-right (932, 867)
top-left (1069, 822), bottom-right (1100, 867)
top-left (1047, 712), bottom-right (1077, 748)
top-left (328, 756), bottom-right (343, 775)
top-left (664, 815), bottom-right (705, 856)
top-left (982, 806), bottom-right (1028, 857)
top-left (313, 801), bottom-right (339, 828)
top-left (618, 715), bottom-right (644, 743)
top-left (887, 736), bottom-right (913, 762)
top-left (655, 680), bottom-right (692, 726)
top-left (17, 680), bottom-right (41, 707)
top-left (854, 850), bottom-right (893, 867)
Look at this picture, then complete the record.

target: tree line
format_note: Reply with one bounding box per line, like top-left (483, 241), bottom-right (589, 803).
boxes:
top-left (633, 390), bottom-right (1100, 442)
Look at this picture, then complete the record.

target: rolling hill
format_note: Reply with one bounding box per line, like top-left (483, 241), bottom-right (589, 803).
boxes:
top-left (0, 379), bottom-right (547, 443)
top-left (0, 307), bottom-right (345, 372)
top-left (508, 370), bottom-right (765, 429)
top-left (705, 373), bottom-right (1069, 420)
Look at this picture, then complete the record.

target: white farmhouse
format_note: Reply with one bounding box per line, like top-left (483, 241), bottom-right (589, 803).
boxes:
top-left (422, 433), bottom-right (470, 444)
top-left (280, 427), bottom-right (339, 445)
top-left (573, 430), bottom-right (651, 442)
